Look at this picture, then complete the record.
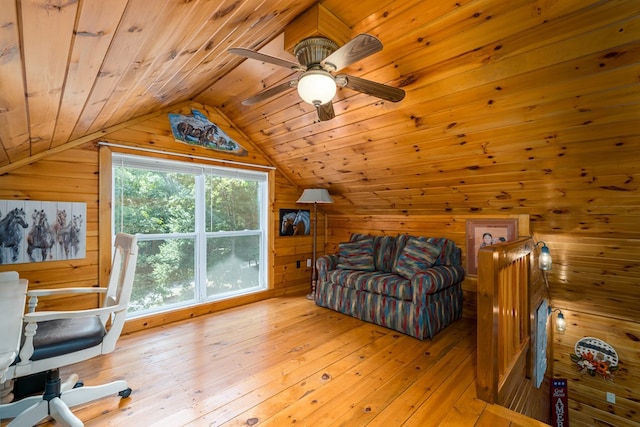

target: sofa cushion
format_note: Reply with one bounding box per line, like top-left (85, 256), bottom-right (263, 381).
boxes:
top-left (394, 234), bottom-right (461, 267)
top-left (350, 233), bottom-right (371, 242)
top-left (424, 237), bottom-right (460, 266)
top-left (373, 235), bottom-right (396, 273)
top-left (326, 269), bottom-right (412, 301)
top-left (349, 233), bottom-right (397, 273)
top-left (353, 271), bottom-right (413, 301)
top-left (327, 269), bottom-right (371, 289)
top-left (393, 237), bottom-right (441, 279)
top-left (337, 239), bottom-right (375, 271)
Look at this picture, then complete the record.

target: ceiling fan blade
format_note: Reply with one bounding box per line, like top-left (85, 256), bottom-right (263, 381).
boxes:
top-left (242, 80), bottom-right (298, 106)
top-left (336, 74), bottom-right (405, 102)
top-left (316, 101), bottom-right (335, 121)
top-left (321, 34), bottom-right (383, 72)
top-left (228, 48), bottom-right (305, 71)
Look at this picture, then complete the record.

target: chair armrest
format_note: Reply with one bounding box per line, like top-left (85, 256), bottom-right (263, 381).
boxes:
top-left (316, 254), bottom-right (338, 284)
top-left (27, 287), bottom-right (107, 297)
top-left (27, 287), bottom-right (107, 312)
top-left (23, 305), bottom-right (125, 323)
top-left (411, 265), bottom-right (465, 306)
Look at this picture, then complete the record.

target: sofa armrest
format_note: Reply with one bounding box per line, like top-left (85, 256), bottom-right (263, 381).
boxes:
top-left (316, 254), bottom-right (339, 284)
top-left (411, 265), bottom-right (465, 306)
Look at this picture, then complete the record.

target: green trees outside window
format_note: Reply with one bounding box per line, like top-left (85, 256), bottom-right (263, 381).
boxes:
top-left (113, 154), bottom-right (267, 316)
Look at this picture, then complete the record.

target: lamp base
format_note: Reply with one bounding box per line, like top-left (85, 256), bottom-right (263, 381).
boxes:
top-left (306, 279), bottom-right (317, 301)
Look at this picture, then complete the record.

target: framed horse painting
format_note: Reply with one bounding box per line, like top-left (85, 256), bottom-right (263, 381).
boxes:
top-left (279, 209), bottom-right (310, 236)
top-left (0, 199), bottom-right (86, 265)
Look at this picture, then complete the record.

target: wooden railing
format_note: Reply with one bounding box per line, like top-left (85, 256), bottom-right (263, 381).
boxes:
top-left (476, 237), bottom-right (535, 404)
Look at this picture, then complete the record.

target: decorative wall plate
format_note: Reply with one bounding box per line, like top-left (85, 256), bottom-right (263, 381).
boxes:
top-left (574, 337), bottom-right (618, 366)
top-left (571, 336), bottom-right (619, 380)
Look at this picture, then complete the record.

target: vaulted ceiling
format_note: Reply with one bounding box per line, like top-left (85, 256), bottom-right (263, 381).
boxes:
top-left (0, 0), bottom-right (391, 170)
top-left (3, 0), bottom-right (637, 212)
top-left (1, 1), bottom-right (638, 227)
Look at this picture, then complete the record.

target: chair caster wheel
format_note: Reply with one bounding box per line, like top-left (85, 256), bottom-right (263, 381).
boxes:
top-left (119, 388), bottom-right (132, 398)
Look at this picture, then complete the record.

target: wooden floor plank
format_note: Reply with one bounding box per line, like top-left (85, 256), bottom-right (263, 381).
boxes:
top-left (1, 296), bottom-right (550, 426)
top-left (365, 324), bottom-right (478, 426)
top-left (403, 351), bottom-right (477, 426)
top-left (180, 324), bottom-right (394, 425)
top-left (262, 335), bottom-right (427, 426)
top-left (437, 380), bottom-right (489, 426)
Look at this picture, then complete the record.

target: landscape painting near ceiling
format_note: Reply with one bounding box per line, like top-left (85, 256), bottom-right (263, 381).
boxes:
top-left (0, 200), bottom-right (86, 265)
top-left (168, 109), bottom-right (248, 156)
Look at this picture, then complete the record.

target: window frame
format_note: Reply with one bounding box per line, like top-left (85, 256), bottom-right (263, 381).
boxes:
top-left (106, 150), bottom-right (270, 318)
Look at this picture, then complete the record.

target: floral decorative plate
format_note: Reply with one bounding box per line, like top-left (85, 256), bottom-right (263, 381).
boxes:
top-left (571, 337), bottom-right (618, 380)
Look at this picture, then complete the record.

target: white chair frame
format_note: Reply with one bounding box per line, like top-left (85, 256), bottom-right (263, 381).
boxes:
top-left (0, 233), bottom-right (138, 427)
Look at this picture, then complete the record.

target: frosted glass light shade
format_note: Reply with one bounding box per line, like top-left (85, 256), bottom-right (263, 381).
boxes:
top-left (297, 188), bottom-right (334, 204)
top-left (297, 71), bottom-right (336, 106)
top-left (556, 311), bottom-right (566, 332)
top-left (539, 243), bottom-right (552, 271)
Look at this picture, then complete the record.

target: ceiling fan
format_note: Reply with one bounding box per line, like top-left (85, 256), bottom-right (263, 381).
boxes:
top-left (228, 34), bottom-right (405, 121)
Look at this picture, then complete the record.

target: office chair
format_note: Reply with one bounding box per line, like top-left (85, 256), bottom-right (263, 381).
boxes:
top-left (0, 272), bottom-right (28, 404)
top-left (0, 233), bottom-right (138, 426)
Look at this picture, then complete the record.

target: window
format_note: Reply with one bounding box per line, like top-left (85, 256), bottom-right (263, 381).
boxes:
top-left (112, 153), bottom-right (268, 316)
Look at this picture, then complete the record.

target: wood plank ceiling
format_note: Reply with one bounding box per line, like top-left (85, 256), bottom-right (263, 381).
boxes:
top-left (1, 1), bottom-right (639, 324)
top-left (0, 0), bottom-right (320, 167)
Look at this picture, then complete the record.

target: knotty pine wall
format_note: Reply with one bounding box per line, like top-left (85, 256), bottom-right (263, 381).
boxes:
top-left (0, 146), bottom-right (102, 311)
top-left (0, 103), bottom-right (326, 331)
top-left (553, 311), bottom-right (640, 427)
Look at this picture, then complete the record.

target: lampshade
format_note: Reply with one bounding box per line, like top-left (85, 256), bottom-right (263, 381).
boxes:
top-left (297, 188), bottom-right (334, 204)
top-left (556, 310), bottom-right (566, 332)
top-left (297, 70), bottom-right (336, 106)
top-left (538, 242), bottom-right (552, 271)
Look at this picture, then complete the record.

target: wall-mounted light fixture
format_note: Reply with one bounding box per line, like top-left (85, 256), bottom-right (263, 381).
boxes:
top-left (549, 308), bottom-right (566, 332)
top-left (535, 241), bottom-right (552, 271)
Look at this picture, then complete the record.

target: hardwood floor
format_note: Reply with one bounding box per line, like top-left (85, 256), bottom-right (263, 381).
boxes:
top-left (11, 296), bottom-right (549, 426)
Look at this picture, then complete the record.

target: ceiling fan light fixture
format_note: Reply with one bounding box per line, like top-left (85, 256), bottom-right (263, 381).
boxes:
top-left (297, 70), bottom-right (336, 106)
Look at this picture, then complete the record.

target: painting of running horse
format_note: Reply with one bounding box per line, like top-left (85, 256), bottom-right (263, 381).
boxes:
top-left (0, 200), bottom-right (86, 265)
top-left (279, 209), bottom-right (310, 236)
top-left (168, 109), bottom-right (248, 156)
top-left (0, 207), bottom-right (28, 264)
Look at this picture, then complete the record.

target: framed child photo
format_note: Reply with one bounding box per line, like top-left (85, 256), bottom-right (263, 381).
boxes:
top-left (465, 218), bottom-right (518, 275)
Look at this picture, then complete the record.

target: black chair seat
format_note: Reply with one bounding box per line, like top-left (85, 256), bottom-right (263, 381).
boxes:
top-left (15, 317), bottom-right (106, 363)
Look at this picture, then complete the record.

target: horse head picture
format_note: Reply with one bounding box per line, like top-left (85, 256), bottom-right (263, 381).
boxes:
top-left (279, 209), bottom-right (310, 236)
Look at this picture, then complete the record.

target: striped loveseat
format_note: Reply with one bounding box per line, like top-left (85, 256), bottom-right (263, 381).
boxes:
top-left (315, 233), bottom-right (465, 340)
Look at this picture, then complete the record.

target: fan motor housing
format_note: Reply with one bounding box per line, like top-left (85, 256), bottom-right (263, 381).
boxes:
top-left (294, 37), bottom-right (338, 66)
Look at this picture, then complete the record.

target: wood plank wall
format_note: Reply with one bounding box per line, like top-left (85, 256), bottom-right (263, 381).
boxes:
top-left (0, 145), bottom-right (101, 311)
top-left (0, 103), bottom-right (325, 331)
top-left (553, 310), bottom-right (640, 427)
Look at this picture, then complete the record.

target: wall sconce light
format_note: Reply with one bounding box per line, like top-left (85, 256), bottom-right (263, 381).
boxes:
top-left (549, 308), bottom-right (566, 332)
top-left (536, 241), bottom-right (552, 271)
